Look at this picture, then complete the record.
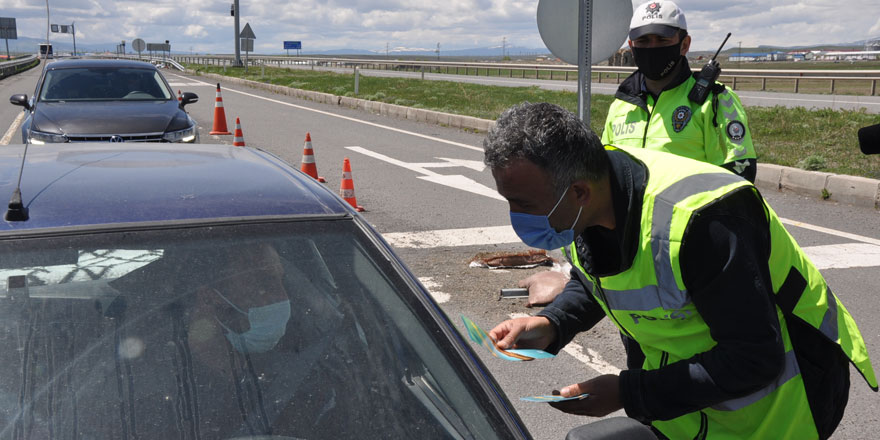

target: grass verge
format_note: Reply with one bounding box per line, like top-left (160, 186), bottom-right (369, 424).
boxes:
top-left (187, 64), bottom-right (880, 180)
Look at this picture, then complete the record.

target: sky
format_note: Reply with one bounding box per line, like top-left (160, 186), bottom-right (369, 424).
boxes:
top-left (2, 0), bottom-right (880, 55)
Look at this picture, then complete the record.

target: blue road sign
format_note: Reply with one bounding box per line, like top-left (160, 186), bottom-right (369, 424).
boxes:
top-left (283, 41), bottom-right (301, 50)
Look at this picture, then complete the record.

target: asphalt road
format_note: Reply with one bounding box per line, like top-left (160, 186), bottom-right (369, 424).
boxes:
top-left (2, 66), bottom-right (879, 439)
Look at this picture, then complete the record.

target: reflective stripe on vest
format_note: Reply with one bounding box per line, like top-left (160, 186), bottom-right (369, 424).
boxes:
top-left (710, 348), bottom-right (800, 411)
top-left (565, 147), bottom-right (874, 438)
top-left (651, 172), bottom-right (744, 309)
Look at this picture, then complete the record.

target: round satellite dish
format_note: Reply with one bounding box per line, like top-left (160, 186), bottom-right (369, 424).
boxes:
top-left (537, 0), bottom-right (633, 65)
top-left (132, 38), bottom-right (146, 53)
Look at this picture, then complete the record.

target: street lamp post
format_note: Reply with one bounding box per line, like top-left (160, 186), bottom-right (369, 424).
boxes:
top-left (232, 0), bottom-right (241, 66)
top-left (45, 0), bottom-right (50, 49)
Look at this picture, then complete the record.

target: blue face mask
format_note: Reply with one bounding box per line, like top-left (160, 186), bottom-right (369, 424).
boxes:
top-left (213, 289), bottom-right (291, 354)
top-left (510, 186), bottom-right (582, 250)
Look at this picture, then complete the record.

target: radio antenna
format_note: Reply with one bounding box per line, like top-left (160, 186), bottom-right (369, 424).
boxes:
top-left (5, 143), bottom-right (30, 221)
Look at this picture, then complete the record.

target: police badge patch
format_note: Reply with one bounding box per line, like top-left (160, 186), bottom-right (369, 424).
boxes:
top-left (672, 106), bottom-right (692, 132)
top-left (726, 121), bottom-right (745, 141)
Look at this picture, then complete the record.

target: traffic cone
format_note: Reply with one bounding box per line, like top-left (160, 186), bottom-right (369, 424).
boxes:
top-left (339, 158), bottom-right (365, 212)
top-left (232, 118), bottom-right (246, 147)
top-left (299, 133), bottom-right (326, 183)
top-left (177, 89), bottom-right (182, 103)
top-left (209, 83), bottom-right (232, 135)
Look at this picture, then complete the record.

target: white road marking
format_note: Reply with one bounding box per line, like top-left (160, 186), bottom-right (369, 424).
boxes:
top-left (412, 157), bottom-right (485, 172)
top-left (346, 146), bottom-right (504, 200)
top-left (418, 277), bottom-right (451, 303)
top-left (1, 111), bottom-right (26, 145)
top-left (803, 243), bottom-right (880, 270)
top-left (163, 72), bottom-right (483, 152)
top-left (780, 217), bottom-right (880, 246)
top-left (384, 225), bottom-right (517, 248)
top-left (166, 82), bottom-right (213, 87)
top-left (561, 343), bottom-right (622, 376)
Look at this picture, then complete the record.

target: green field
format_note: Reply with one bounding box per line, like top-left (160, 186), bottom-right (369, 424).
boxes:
top-left (187, 64), bottom-right (880, 180)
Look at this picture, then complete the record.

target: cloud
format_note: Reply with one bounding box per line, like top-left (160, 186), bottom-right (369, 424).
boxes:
top-left (3, 0), bottom-right (878, 53)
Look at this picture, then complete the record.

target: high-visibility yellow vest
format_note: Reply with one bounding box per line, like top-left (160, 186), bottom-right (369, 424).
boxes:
top-left (564, 146), bottom-right (876, 439)
top-left (601, 76), bottom-right (757, 167)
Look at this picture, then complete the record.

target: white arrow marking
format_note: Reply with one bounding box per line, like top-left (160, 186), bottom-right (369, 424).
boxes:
top-left (346, 146), bottom-right (504, 200)
top-left (412, 157), bottom-right (486, 172)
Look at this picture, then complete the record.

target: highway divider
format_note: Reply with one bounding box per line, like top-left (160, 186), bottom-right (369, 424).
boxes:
top-left (0, 55), bottom-right (40, 80)
top-left (193, 69), bottom-right (880, 210)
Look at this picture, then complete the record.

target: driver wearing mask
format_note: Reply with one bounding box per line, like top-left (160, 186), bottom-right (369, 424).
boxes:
top-left (188, 243), bottom-right (291, 357)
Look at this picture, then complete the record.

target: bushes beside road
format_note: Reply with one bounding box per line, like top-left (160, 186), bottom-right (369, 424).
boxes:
top-left (187, 64), bottom-right (880, 180)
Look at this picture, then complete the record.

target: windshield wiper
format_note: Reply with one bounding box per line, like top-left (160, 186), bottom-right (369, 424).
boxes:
top-left (402, 369), bottom-right (475, 440)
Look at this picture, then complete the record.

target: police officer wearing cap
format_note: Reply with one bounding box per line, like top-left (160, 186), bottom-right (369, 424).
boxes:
top-left (602, 0), bottom-right (757, 183)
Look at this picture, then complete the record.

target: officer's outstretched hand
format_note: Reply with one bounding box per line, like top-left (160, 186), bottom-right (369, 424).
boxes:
top-left (488, 316), bottom-right (556, 351)
top-left (549, 374), bottom-right (622, 417)
top-left (518, 271), bottom-right (569, 307)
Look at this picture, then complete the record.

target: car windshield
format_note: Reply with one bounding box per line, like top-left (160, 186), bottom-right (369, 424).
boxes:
top-left (39, 67), bottom-right (173, 102)
top-left (0, 218), bottom-right (504, 439)
top-left (0, 220), bottom-right (508, 439)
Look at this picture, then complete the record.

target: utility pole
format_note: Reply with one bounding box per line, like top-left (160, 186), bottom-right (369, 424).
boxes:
top-left (737, 41), bottom-right (742, 66)
top-left (386, 42), bottom-right (389, 59)
top-left (435, 42), bottom-right (440, 60)
top-left (502, 36), bottom-right (507, 59)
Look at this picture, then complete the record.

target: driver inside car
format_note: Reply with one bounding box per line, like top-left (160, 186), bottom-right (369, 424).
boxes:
top-left (186, 243), bottom-right (292, 361)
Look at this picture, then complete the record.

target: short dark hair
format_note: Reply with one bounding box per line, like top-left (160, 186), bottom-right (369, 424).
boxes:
top-left (483, 102), bottom-right (608, 196)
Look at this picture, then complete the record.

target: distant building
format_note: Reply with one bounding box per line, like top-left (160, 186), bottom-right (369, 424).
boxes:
top-left (728, 52), bottom-right (770, 62)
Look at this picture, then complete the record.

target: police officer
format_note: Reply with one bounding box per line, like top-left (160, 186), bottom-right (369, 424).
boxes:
top-left (484, 102), bottom-right (876, 439)
top-left (603, 0), bottom-right (757, 183)
top-left (516, 0), bottom-right (761, 307)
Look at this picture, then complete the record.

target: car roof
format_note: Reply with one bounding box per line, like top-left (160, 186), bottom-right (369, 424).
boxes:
top-left (0, 144), bottom-right (352, 232)
top-left (44, 58), bottom-right (159, 70)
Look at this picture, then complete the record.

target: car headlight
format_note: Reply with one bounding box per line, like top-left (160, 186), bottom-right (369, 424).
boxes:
top-left (28, 129), bottom-right (68, 144)
top-left (163, 125), bottom-right (197, 143)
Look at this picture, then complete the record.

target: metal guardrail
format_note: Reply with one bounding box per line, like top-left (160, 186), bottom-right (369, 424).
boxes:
top-left (87, 54), bottom-right (186, 71)
top-left (174, 55), bottom-right (880, 96)
top-left (0, 55), bottom-right (40, 80)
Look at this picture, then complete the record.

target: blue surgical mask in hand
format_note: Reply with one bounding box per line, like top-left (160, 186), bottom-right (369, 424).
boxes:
top-left (510, 186), bottom-right (582, 250)
top-left (213, 288), bottom-right (291, 353)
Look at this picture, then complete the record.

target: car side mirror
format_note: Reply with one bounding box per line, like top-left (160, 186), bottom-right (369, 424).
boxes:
top-left (9, 94), bottom-right (30, 111)
top-left (180, 92), bottom-right (198, 109)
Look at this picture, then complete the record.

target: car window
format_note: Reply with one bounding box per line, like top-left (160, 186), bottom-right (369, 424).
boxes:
top-left (0, 220), bottom-right (508, 439)
top-left (39, 67), bottom-right (173, 102)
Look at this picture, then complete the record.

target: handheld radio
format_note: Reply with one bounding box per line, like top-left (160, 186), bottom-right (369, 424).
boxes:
top-left (688, 32), bottom-right (732, 104)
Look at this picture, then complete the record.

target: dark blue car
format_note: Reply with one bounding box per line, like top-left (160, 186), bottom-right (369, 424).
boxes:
top-left (9, 59), bottom-right (199, 144)
top-left (0, 144), bottom-right (530, 438)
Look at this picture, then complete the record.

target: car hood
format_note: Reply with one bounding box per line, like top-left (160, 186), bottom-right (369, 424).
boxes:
top-left (32, 100), bottom-right (191, 135)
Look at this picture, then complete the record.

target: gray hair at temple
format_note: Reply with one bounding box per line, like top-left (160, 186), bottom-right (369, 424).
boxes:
top-left (483, 102), bottom-right (609, 197)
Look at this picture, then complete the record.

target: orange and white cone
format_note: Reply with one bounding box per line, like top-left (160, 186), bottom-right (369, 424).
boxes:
top-left (209, 83), bottom-right (232, 135)
top-left (232, 118), bottom-right (246, 147)
top-left (299, 133), bottom-right (326, 183)
top-left (177, 89), bottom-right (182, 103)
top-left (339, 158), bottom-right (364, 212)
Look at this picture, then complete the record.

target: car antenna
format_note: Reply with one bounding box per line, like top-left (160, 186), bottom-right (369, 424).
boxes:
top-left (5, 143), bottom-right (30, 221)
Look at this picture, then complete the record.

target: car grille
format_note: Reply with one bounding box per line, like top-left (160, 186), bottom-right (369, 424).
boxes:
top-left (66, 133), bottom-right (166, 143)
